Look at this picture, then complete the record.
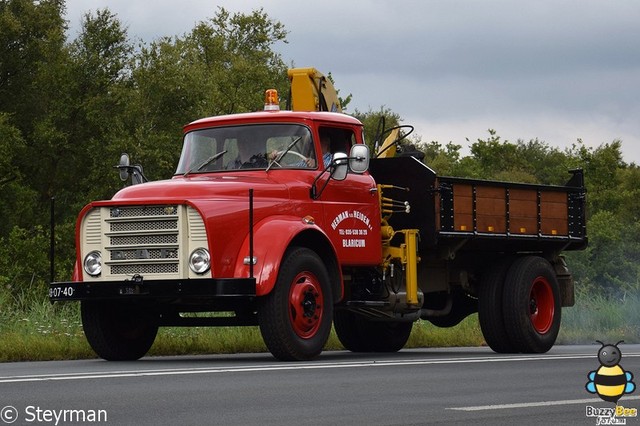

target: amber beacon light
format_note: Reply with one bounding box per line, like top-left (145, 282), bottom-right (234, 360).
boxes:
top-left (264, 89), bottom-right (280, 111)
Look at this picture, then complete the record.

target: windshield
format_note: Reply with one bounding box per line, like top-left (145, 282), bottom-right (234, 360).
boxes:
top-left (175, 124), bottom-right (315, 174)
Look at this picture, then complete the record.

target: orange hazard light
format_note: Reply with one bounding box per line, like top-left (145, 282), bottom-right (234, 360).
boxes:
top-left (264, 89), bottom-right (279, 111)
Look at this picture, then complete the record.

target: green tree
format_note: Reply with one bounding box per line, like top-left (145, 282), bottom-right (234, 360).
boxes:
top-left (420, 141), bottom-right (463, 176)
top-left (352, 106), bottom-right (402, 152)
top-left (327, 72), bottom-right (352, 111)
top-left (468, 129), bottom-right (527, 180)
top-left (0, 113), bottom-right (37, 236)
top-left (566, 139), bottom-right (626, 216)
top-left (128, 7), bottom-right (289, 179)
top-left (202, 7), bottom-right (288, 114)
top-left (0, 0), bottom-right (67, 232)
top-left (18, 8), bottom-right (133, 229)
top-left (616, 166), bottom-right (640, 224)
top-left (65, 8), bottom-right (134, 204)
top-left (562, 140), bottom-right (639, 297)
top-left (0, 0), bottom-right (66, 133)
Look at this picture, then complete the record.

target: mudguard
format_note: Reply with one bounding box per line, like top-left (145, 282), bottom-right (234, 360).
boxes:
top-left (233, 215), bottom-right (340, 297)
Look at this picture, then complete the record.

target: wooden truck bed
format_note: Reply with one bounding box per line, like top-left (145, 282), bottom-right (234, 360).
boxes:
top-left (369, 157), bottom-right (587, 255)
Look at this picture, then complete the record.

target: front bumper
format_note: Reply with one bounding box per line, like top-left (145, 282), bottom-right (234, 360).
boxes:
top-left (49, 276), bottom-right (256, 302)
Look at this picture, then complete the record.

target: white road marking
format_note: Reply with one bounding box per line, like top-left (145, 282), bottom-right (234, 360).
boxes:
top-left (448, 395), bottom-right (640, 411)
top-left (1, 352), bottom-right (639, 384)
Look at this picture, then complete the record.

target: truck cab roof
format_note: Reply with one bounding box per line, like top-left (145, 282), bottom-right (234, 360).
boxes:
top-left (183, 110), bottom-right (363, 133)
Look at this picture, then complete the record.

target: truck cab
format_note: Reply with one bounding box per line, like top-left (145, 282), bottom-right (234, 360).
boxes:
top-left (52, 105), bottom-right (387, 361)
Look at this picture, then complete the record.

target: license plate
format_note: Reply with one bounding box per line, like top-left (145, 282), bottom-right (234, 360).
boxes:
top-left (49, 285), bottom-right (76, 299)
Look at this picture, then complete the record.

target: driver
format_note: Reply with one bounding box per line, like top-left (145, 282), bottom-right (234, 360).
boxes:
top-left (299, 134), bottom-right (331, 168)
top-left (227, 138), bottom-right (268, 169)
top-left (271, 133), bottom-right (330, 168)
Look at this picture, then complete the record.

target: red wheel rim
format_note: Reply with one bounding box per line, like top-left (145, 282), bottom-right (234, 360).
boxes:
top-left (288, 272), bottom-right (324, 339)
top-left (529, 276), bottom-right (554, 334)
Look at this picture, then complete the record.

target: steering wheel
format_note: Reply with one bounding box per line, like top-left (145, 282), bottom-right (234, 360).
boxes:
top-left (271, 150), bottom-right (309, 167)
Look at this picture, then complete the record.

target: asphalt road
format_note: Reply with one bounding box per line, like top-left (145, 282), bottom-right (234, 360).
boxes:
top-left (1, 345), bottom-right (639, 425)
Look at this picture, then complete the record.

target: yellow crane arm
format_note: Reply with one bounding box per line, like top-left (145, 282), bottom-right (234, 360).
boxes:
top-left (376, 128), bottom-right (400, 158)
top-left (288, 67), bottom-right (342, 113)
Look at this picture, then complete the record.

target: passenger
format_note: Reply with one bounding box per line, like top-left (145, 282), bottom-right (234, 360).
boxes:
top-left (298, 134), bottom-right (331, 168)
top-left (319, 135), bottom-right (332, 168)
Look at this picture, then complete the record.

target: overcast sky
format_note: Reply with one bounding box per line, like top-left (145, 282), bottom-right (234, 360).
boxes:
top-left (65, 0), bottom-right (640, 164)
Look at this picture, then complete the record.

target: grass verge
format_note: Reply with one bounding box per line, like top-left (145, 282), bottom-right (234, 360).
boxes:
top-left (1, 293), bottom-right (638, 362)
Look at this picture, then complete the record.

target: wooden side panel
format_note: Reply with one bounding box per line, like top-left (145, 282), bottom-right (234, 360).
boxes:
top-left (509, 188), bottom-right (537, 235)
top-left (446, 180), bottom-right (570, 237)
top-left (540, 191), bottom-right (568, 235)
top-left (475, 186), bottom-right (506, 233)
top-left (453, 184), bottom-right (473, 231)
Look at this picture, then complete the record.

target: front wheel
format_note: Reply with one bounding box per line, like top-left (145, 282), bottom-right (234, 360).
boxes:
top-left (81, 301), bottom-right (158, 361)
top-left (258, 247), bottom-right (333, 361)
top-left (502, 256), bottom-right (561, 353)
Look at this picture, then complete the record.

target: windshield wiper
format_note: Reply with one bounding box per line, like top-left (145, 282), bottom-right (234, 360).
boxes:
top-left (266, 136), bottom-right (302, 172)
top-left (184, 150), bottom-right (227, 177)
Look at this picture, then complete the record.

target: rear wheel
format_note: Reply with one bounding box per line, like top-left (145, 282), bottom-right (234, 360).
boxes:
top-left (258, 247), bottom-right (333, 361)
top-left (334, 310), bottom-right (413, 353)
top-left (333, 310), bottom-right (370, 352)
top-left (502, 256), bottom-right (561, 353)
top-left (81, 301), bottom-right (158, 361)
top-left (478, 258), bottom-right (517, 353)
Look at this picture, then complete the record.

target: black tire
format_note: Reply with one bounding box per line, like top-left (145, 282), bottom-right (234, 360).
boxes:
top-left (334, 310), bottom-right (413, 353)
top-left (362, 320), bottom-right (413, 352)
top-left (258, 247), bottom-right (333, 361)
top-left (333, 309), bottom-right (371, 352)
top-left (502, 256), bottom-right (561, 353)
top-left (477, 258), bottom-right (517, 353)
top-left (81, 301), bottom-right (158, 361)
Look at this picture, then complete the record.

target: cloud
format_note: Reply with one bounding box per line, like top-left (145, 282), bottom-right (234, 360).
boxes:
top-left (65, 0), bottom-right (640, 163)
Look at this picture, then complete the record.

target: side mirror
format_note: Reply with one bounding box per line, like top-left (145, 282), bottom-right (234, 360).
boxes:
top-left (118, 153), bottom-right (130, 181)
top-left (331, 152), bottom-right (348, 181)
top-left (114, 153), bottom-right (148, 185)
top-left (349, 144), bottom-right (370, 173)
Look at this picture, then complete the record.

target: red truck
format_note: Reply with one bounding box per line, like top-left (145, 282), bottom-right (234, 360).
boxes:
top-left (49, 69), bottom-right (587, 361)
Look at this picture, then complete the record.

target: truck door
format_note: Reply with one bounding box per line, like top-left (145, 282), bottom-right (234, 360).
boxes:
top-left (318, 126), bottom-right (382, 265)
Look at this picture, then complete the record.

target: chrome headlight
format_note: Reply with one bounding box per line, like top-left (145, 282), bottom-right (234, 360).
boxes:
top-left (189, 248), bottom-right (210, 274)
top-left (83, 251), bottom-right (102, 276)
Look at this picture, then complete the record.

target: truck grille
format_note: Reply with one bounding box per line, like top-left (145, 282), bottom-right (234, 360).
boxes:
top-left (111, 263), bottom-right (180, 275)
top-left (110, 234), bottom-right (178, 246)
top-left (81, 204), bottom-right (209, 280)
top-left (105, 205), bottom-right (181, 278)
